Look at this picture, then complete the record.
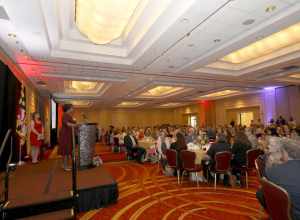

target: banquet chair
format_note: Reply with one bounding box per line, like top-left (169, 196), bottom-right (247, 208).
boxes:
top-left (260, 177), bottom-right (293, 220)
top-left (241, 148), bottom-right (264, 188)
top-left (212, 151), bottom-right (232, 190)
top-left (113, 137), bottom-right (120, 152)
top-left (255, 155), bottom-right (266, 179)
top-left (165, 149), bottom-right (180, 184)
top-left (180, 150), bottom-right (202, 187)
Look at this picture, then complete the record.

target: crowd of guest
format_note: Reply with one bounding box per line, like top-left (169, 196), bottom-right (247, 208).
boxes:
top-left (98, 116), bottom-right (299, 174)
top-left (97, 116), bottom-right (300, 219)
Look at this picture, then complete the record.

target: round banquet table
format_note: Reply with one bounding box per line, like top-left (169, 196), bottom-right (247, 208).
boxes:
top-left (138, 139), bottom-right (156, 149)
top-left (187, 147), bottom-right (206, 165)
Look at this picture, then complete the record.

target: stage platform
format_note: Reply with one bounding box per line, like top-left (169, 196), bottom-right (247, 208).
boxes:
top-left (2, 159), bottom-right (118, 219)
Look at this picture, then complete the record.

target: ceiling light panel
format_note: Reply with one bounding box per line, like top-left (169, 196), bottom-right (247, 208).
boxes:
top-left (290, 73), bottom-right (300, 79)
top-left (71, 81), bottom-right (98, 91)
top-left (199, 90), bottom-right (239, 98)
top-left (75, 0), bottom-right (141, 44)
top-left (66, 100), bottom-right (93, 107)
top-left (116, 101), bottom-right (144, 107)
top-left (64, 80), bottom-right (109, 96)
top-left (138, 86), bottom-right (188, 98)
top-left (221, 22), bottom-right (300, 64)
top-left (159, 102), bottom-right (185, 107)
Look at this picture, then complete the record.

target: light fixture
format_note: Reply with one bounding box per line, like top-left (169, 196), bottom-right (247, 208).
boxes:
top-left (221, 22), bottom-right (300, 64)
top-left (159, 102), bottom-right (183, 107)
top-left (265, 5), bottom-right (276, 13)
top-left (180, 18), bottom-right (189, 23)
top-left (200, 90), bottom-right (239, 98)
top-left (116, 101), bottom-right (144, 107)
top-left (64, 80), bottom-right (107, 95)
top-left (263, 86), bottom-right (277, 91)
top-left (290, 73), bottom-right (300, 79)
top-left (242, 19), bottom-right (255, 26)
top-left (75, 0), bottom-right (141, 44)
top-left (67, 100), bottom-right (93, 107)
top-left (139, 86), bottom-right (186, 98)
top-left (8, 33), bottom-right (16, 38)
top-left (71, 81), bottom-right (98, 91)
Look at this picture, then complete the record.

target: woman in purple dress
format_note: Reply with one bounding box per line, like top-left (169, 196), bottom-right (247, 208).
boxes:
top-left (59, 104), bottom-right (77, 171)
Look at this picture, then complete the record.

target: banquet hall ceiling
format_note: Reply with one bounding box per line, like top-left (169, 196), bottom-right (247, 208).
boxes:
top-left (0, 0), bottom-right (300, 108)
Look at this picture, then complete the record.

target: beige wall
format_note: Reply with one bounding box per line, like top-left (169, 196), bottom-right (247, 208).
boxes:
top-left (73, 104), bottom-right (204, 128)
top-left (173, 104), bottom-right (200, 125)
top-left (226, 106), bottom-right (260, 125)
top-left (215, 93), bottom-right (264, 126)
top-left (73, 108), bottom-right (176, 128)
top-left (275, 85), bottom-right (300, 123)
top-left (73, 86), bottom-right (300, 129)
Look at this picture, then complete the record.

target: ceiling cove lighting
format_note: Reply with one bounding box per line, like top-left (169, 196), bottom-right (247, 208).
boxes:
top-left (68, 100), bottom-right (92, 107)
top-left (139, 86), bottom-right (184, 98)
top-left (290, 73), bottom-right (300, 79)
top-left (159, 103), bottom-right (183, 107)
top-left (65, 81), bottom-right (105, 94)
top-left (200, 90), bottom-right (239, 98)
top-left (221, 22), bottom-right (300, 64)
top-left (75, 0), bottom-right (141, 44)
top-left (116, 101), bottom-right (144, 107)
top-left (71, 81), bottom-right (98, 91)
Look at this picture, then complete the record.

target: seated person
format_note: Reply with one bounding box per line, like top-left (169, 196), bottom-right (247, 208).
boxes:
top-left (170, 132), bottom-right (187, 170)
top-left (157, 130), bottom-right (171, 174)
top-left (256, 137), bottom-right (300, 220)
top-left (185, 127), bottom-right (197, 144)
top-left (231, 132), bottom-right (252, 185)
top-left (202, 133), bottom-right (231, 185)
top-left (124, 130), bottom-right (146, 163)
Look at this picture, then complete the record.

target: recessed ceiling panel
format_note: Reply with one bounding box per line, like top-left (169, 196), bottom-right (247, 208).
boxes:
top-left (116, 101), bottom-right (144, 108)
top-left (221, 22), bottom-right (300, 64)
top-left (64, 80), bottom-right (110, 97)
top-left (75, 0), bottom-right (142, 44)
top-left (138, 85), bottom-right (191, 98)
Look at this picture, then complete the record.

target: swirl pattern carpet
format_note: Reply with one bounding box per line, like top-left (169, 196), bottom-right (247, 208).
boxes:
top-left (79, 161), bottom-right (268, 220)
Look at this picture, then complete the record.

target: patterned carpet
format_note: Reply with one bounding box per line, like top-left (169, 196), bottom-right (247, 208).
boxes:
top-left (78, 161), bottom-right (268, 220)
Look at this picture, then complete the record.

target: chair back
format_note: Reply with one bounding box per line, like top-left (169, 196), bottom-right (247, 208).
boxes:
top-left (215, 151), bottom-right (232, 172)
top-left (165, 149), bottom-right (177, 168)
top-left (261, 177), bottom-right (293, 220)
top-left (255, 155), bottom-right (265, 179)
top-left (180, 150), bottom-right (196, 170)
top-left (113, 137), bottom-right (119, 146)
top-left (246, 148), bottom-right (264, 169)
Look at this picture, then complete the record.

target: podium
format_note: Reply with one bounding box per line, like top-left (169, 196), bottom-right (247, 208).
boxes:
top-left (77, 123), bottom-right (97, 169)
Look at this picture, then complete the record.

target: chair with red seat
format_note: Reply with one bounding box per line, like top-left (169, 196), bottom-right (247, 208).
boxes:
top-left (260, 177), bottom-right (293, 220)
top-left (241, 148), bottom-right (264, 188)
top-left (212, 151), bottom-right (232, 190)
top-left (180, 150), bottom-right (202, 187)
top-left (165, 149), bottom-right (180, 184)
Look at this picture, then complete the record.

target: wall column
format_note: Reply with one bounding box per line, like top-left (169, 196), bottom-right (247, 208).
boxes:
top-left (198, 100), bottom-right (216, 127)
top-left (262, 87), bottom-right (276, 124)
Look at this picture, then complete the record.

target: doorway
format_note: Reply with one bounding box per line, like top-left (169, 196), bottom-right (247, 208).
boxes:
top-left (237, 111), bottom-right (254, 127)
top-left (188, 115), bottom-right (198, 127)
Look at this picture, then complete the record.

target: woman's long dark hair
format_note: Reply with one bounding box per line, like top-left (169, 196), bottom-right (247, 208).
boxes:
top-left (176, 132), bottom-right (187, 150)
